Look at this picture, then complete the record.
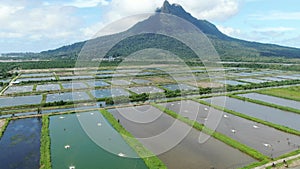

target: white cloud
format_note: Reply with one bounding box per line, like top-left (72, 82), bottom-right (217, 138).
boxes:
top-left (63, 0), bottom-right (110, 8)
top-left (171, 0), bottom-right (240, 21)
top-left (217, 25), bottom-right (241, 36)
top-left (0, 1), bottom-right (83, 40)
top-left (102, 0), bottom-right (240, 23)
top-left (0, 0), bottom-right (244, 52)
top-left (250, 11), bottom-right (300, 21)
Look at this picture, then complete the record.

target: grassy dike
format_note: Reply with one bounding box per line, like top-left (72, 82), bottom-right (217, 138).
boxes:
top-left (257, 86), bottom-right (300, 102)
top-left (40, 115), bottom-right (52, 169)
top-left (150, 103), bottom-right (269, 162)
top-left (193, 98), bottom-right (300, 137)
top-left (0, 118), bottom-right (10, 139)
top-left (99, 109), bottom-right (167, 169)
top-left (229, 94), bottom-right (300, 115)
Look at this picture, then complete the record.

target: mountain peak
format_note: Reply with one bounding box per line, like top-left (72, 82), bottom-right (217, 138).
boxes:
top-left (155, 1), bottom-right (229, 39)
top-left (163, 0), bottom-right (171, 8)
top-left (159, 0), bottom-right (185, 14)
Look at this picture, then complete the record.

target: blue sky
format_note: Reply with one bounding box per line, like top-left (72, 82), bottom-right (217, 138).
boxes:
top-left (0, 0), bottom-right (299, 53)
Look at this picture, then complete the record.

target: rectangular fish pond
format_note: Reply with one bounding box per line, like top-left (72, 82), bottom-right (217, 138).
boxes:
top-left (160, 100), bottom-right (300, 158)
top-left (203, 96), bottom-right (300, 131)
top-left (4, 85), bottom-right (33, 94)
top-left (86, 80), bottom-right (110, 87)
top-left (238, 93), bottom-right (300, 110)
top-left (36, 84), bottom-right (61, 92)
top-left (61, 82), bottom-right (88, 89)
top-left (239, 78), bottom-right (269, 84)
top-left (163, 83), bottom-right (198, 91)
top-left (0, 95), bottom-right (42, 108)
top-left (16, 77), bottom-right (55, 83)
top-left (217, 80), bottom-right (248, 86)
top-left (128, 86), bottom-right (164, 94)
top-left (46, 92), bottom-right (91, 103)
top-left (49, 111), bottom-right (148, 169)
top-left (59, 75), bottom-right (94, 80)
top-left (108, 105), bottom-right (256, 169)
top-left (20, 73), bottom-right (53, 78)
top-left (0, 118), bottom-right (41, 169)
top-left (91, 88), bottom-right (130, 99)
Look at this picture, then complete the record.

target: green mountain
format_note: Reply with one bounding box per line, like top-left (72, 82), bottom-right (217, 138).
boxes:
top-left (39, 1), bottom-right (300, 60)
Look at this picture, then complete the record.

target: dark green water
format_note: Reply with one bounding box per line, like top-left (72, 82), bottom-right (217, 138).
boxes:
top-left (0, 118), bottom-right (41, 169)
top-left (49, 111), bottom-right (148, 169)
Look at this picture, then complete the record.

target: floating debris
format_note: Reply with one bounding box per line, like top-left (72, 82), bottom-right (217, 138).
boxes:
top-left (97, 123), bottom-right (102, 126)
top-left (69, 166), bottom-right (75, 169)
top-left (204, 108), bottom-right (208, 111)
top-left (59, 116), bottom-right (65, 119)
top-left (253, 125), bottom-right (259, 129)
top-left (231, 129), bottom-right (236, 133)
top-left (65, 145), bottom-right (71, 149)
top-left (118, 153), bottom-right (125, 157)
top-left (263, 143), bottom-right (271, 147)
top-left (223, 114), bottom-right (229, 118)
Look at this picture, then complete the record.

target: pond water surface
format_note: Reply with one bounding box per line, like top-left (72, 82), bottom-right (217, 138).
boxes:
top-left (203, 96), bottom-right (300, 131)
top-left (0, 118), bottom-right (41, 169)
top-left (108, 105), bottom-right (256, 169)
top-left (49, 112), bottom-right (148, 169)
top-left (239, 93), bottom-right (300, 110)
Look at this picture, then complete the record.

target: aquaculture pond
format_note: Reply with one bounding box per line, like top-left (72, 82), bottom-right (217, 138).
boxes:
top-left (4, 85), bottom-right (33, 94)
top-left (217, 80), bottom-right (248, 86)
top-left (91, 88), bottom-right (130, 99)
top-left (128, 86), bottom-right (164, 94)
top-left (16, 77), bottom-right (55, 82)
top-left (46, 92), bottom-right (91, 103)
top-left (0, 118), bottom-right (41, 169)
top-left (239, 78), bottom-right (269, 84)
top-left (108, 106), bottom-right (256, 169)
top-left (62, 82), bottom-right (88, 89)
top-left (96, 73), bottom-right (126, 78)
top-left (160, 100), bottom-right (300, 157)
top-left (59, 75), bottom-right (94, 80)
top-left (0, 79), bottom-right (11, 83)
top-left (277, 75), bottom-right (300, 80)
top-left (36, 84), bottom-right (61, 92)
top-left (86, 80), bottom-right (110, 87)
top-left (49, 112), bottom-right (148, 169)
top-left (163, 84), bottom-right (198, 91)
top-left (110, 79), bottom-right (131, 86)
top-left (239, 93), bottom-right (300, 110)
top-left (259, 77), bottom-right (285, 82)
top-left (203, 96), bottom-right (300, 131)
top-left (20, 73), bottom-right (53, 78)
top-left (0, 95), bottom-right (42, 108)
top-left (131, 79), bottom-right (151, 84)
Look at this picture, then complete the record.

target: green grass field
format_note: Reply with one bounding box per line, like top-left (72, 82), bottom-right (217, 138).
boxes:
top-left (258, 86), bottom-right (300, 102)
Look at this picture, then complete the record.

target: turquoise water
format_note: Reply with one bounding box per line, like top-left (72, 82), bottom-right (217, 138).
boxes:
top-left (49, 112), bottom-right (148, 169)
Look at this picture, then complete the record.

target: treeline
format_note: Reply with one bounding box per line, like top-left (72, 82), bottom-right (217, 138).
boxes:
top-left (224, 63), bottom-right (300, 71)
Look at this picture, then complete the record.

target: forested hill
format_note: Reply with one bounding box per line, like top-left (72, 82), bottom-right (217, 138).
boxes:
top-left (37, 1), bottom-right (300, 60)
